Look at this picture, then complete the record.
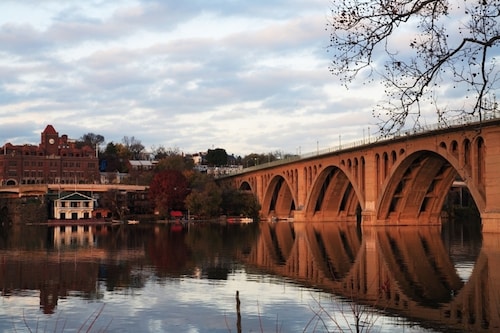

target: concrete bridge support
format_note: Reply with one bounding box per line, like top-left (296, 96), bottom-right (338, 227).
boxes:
top-left (481, 134), bottom-right (500, 232)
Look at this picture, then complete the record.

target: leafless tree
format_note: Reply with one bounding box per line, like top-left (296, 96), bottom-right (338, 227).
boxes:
top-left (151, 145), bottom-right (181, 160)
top-left (327, 0), bottom-right (499, 136)
top-left (122, 136), bottom-right (145, 159)
top-left (79, 132), bottom-right (105, 149)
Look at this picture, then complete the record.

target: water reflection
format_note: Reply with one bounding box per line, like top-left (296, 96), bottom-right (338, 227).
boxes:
top-left (0, 219), bottom-right (497, 332)
top-left (0, 223), bottom-right (260, 316)
top-left (240, 220), bottom-right (498, 332)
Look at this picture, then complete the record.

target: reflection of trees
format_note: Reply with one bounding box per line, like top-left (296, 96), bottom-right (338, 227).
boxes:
top-left (0, 206), bottom-right (10, 227)
top-left (144, 223), bottom-right (260, 279)
top-left (98, 260), bottom-right (146, 292)
top-left (0, 224), bottom-right (48, 250)
top-left (0, 252), bottom-right (102, 314)
top-left (147, 227), bottom-right (193, 277)
top-left (184, 224), bottom-right (260, 279)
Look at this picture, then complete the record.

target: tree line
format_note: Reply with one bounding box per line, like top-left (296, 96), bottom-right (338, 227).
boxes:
top-left (77, 133), bottom-right (262, 220)
top-left (78, 133), bottom-right (295, 172)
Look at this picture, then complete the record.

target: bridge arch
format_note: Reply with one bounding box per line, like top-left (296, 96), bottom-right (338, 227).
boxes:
top-left (261, 175), bottom-right (296, 219)
top-left (304, 165), bottom-right (362, 222)
top-left (377, 140), bottom-right (486, 224)
top-left (238, 181), bottom-right (252, 191)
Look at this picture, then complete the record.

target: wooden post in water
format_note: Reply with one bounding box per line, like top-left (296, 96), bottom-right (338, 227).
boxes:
top-left (236, 290), bottom-right (241, 333)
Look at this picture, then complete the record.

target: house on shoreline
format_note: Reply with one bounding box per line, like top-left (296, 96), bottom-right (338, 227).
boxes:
top-left (53, 192), bottom-right (95, 220)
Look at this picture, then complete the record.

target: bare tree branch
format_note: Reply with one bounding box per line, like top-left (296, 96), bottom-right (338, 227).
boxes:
top-left (327, 0), bottom-right (500, 135)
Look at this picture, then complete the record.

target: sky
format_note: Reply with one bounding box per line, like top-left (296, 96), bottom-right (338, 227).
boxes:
top-left (1, 0), bottom-right (493, 157)
top-left (0, 0), bottom-right (385, 157)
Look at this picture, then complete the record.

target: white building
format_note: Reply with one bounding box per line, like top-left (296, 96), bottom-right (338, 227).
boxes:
top-left (53, 192), bottom-right (95, 220)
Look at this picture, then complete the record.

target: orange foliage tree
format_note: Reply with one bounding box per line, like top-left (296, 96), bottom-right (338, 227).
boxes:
top-left (149, 170), bottom-right (189, 217)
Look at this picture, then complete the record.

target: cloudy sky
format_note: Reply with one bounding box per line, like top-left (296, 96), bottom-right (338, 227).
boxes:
top-left (0, 0), bottom-right (390, 156)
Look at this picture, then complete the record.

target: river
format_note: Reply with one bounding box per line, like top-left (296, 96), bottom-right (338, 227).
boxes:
top-left (0, 217), bottom-right (492, 332)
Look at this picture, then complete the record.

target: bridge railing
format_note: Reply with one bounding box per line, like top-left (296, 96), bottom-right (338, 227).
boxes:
top-left (219, 110), bottom-right (500, 177)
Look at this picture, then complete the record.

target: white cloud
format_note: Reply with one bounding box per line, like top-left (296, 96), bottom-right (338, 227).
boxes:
top-left (0, 0), bottom-right (464, 156)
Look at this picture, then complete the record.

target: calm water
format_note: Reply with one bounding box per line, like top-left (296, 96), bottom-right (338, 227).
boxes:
top-left (0, 219), bottom-right (491, 333)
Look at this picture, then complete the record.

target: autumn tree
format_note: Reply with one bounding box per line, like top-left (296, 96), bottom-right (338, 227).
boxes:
top-left (156, 154), bottom-right (194, 172)
top-left (220, 185), bottom-right (261, 219)
top-left (99, 142), bottom-right (128, 173)
top-left (327, 0), bottom-right (499, 136)
top-left (187, 171), bottom-right (213, 192)
top-left (185, 178), bottom-right (260, 219)
top-left (149, 170), bottom-right (189, 217)
top-left (185, 181), bottom-right (222, 219)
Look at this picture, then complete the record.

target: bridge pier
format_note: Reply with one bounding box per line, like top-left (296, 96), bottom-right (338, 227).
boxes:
top-left (293, 210), bottom-right (305, 221)
top-left (481, 212), bottom-right (500, 233)
top-left (360, 210), bottom-right (377, 226)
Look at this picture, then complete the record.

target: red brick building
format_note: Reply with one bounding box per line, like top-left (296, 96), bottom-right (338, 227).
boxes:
top-left (0, 125), bottom-right (99, 185)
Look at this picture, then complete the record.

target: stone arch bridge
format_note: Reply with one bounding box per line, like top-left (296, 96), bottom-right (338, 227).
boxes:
top-left (220, 117), bottom-right (500, 232)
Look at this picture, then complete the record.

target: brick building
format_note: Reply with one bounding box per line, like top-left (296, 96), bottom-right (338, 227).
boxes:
top-left (0, 125), bottom-right (100, 185)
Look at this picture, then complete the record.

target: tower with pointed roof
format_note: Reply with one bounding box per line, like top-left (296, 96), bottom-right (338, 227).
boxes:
top-left (41, 125), bottom-right (59, 155)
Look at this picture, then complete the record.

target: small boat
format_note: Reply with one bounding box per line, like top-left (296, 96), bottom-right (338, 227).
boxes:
top-left (227, 217), bottom-right (254, 224)
top-left (127, 220), bottom-right (139, 225)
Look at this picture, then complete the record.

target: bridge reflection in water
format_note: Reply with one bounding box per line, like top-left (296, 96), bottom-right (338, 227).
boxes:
top-left (240, 221), bottom-right (498, 332)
